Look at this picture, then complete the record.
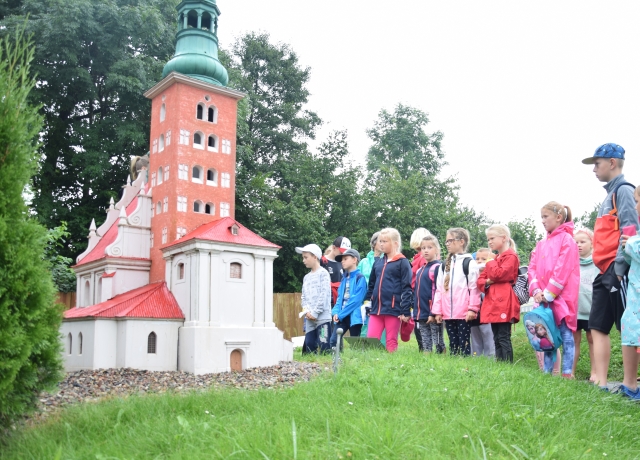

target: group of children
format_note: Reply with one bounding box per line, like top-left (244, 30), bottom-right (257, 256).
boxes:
top-left (296, 143), bottom-right (640, 401)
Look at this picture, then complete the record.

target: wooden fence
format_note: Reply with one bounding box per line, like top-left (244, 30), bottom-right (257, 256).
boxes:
top-left (273, 293), bottom-right (304, 340)
top-left (56, 292), bottom-right (76, 310)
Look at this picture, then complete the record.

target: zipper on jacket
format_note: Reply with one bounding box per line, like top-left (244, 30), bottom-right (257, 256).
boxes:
top-left (415, 268), bottom-right (422, 319)
top-left (377, 258), bottom-right (389, 315)
top-left (392, 296), bottom-right (395, 309)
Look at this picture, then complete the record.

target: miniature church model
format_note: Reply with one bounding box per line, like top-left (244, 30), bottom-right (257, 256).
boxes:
top-left (61, 0), bottom-right (293, 373)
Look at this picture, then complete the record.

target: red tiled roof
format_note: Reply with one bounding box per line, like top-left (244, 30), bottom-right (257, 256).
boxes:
top-left (75, 197), bottom-right (140, 266)
top-left (165, 217), bottom-right (280, 249)
top-left (64, 282), bottom-right (184, 320)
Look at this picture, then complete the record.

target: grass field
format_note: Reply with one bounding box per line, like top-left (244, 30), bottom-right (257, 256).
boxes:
top-left (1, 325), bottom-right (638, 459)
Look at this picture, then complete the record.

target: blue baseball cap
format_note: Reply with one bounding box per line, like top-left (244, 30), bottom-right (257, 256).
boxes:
top-left (582, 143), bottom-right (625, 165)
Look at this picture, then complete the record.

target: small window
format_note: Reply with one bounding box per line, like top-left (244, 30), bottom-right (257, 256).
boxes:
top-left (84, 280), bottom-right (90, 306)
top-left (177, 196), bottom-right (187, 212)
top-left (156, 201), bottom-right (162, 215)
top-left (230, 263), bottom-right (242, 279)
top-left (179, 129), bottom-right (190, 145)
top-left (206, 168), bottom-right (217, 186)
top-left (208, 134), bottom-right (218, 151)
top-left (166, 130), bottom-right (171, 146)
top-left (205, 203), bottom-right (214, 215)
top-left (67, 333), bottom-right (72, 354)
top-left (192, 165), bottom-right (203, 183)
top-left (178, 263), bottom-right (185, 279)
top-left (157, 167), bottom-right (163, 185)
top-left (222, 139), bottom-right (231, 154)
top-left (160, 103), bottom-right (166, 122)
top-left (208, 106), bottom-right (217, 123)
top-left (147, 332), bottom-right (157, 354)
top-left (196, 103), bottom-right (204, 120)
top-left (78, 332), bottom-right (83, 355)
top-left (194, 200), bottom-right (203, 213)
top-left (221, 172), bottom-right (230, 188)
top-left (159, 134), bottom-right (164, 152)
top-left (162, 227), bottom-right (168, 244)
top-left (231, 224), bottom-right (239, 236)
top-left (164, 165), bottom-right (169, 181)
top-left (151, 172), bottom-right (157, 187)
top-left (193, 132), bottom-right (204, 149)
top-left (152, 139), bottom-right (158, 154)
top-left (178, 164), bottom-right (188, 180)
top-left (177, 227), bottom-right (187, 239)
top-left (163, 197), bottom-right (168, 212)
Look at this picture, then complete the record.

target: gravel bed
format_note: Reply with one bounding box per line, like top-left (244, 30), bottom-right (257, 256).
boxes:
top-left (30, 361), bottom-right (322, 422)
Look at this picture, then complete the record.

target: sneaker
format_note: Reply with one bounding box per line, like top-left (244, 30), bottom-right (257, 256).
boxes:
top-left (619, 384), bottom-right (640, 401)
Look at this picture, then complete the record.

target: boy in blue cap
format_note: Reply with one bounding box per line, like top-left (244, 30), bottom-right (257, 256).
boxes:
top-left (582, 143), bottom-right (639, 392)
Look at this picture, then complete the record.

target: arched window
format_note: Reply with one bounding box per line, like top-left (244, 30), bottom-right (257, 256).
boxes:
top-left (206, 168), bottom-right (217, 186)
top-left (159, 134), bottom-right (164, 152)
top-left (207, 134), bottom-right (218, 151)
top-left (78, 332), bottom-right (83, 355)
top-left (147, 332), bottom-right (157, 354)
top-left (193, 131), bottom-right (204, 149)
top-left (205, 203), bottom-right (214, 215)
top-left (67, 333), bottom-right (72, 355)
top-left (83, 280), bottom-right (90, 307)
top-left (187, 10), bottom-right (198, 28)
top-left (230, 262), bottom-right (242, 279)
top-left (178, 263), bottom-right (185, 280)
top-left (208, 106), bottom-right (217, 123)
top-left (193, 200), bottom-right (203, 213)
top-left (160, 103), bottom-right (166, 122)
top-left (192, 165), bottom-right (203, 183)
top-left (156, 201), bottom-right (162, 215)
top-left (196, 103), bottom-right (204, 120)
top-left (157, 166), bottom-right (163, 184)
top-left (201, 12), bottom-right (212, 31)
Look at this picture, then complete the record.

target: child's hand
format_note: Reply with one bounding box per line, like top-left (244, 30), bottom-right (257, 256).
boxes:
top-left (398, 315), bottom-right (409, 322)
top-left (621, 234), bottom-right (631, 249)
top-left (427, 315), bottom-right (435, 324)
top-left (485, 278), bottom-right (493, 285)
top-left (435, 315), bottom-right (442, 324)
top-left (305, 312), bottom-right (317, 320)
top-left (533, 292), bottom-right (544, 304)
top-left (333, 314), bottom-right (339, 323)
top-left (465, 310), bottom-right (477, 322)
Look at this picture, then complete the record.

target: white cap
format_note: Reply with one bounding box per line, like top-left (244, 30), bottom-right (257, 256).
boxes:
top-left (295, 244), bottom-right (322, 260)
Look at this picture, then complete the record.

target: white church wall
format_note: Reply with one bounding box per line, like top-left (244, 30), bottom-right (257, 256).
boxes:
top-left (60, 320), bottom-right (96, 371)
top-left (118, 320), bottom-right (181, 371)
top-left (169, 255), bottom-right (190, 321)
top-left (218, 252), bottom-right (254, 327)
top-left (112, 269), bottom-right (150, 298)
top-left (93, 320), bottom-right (118, 369)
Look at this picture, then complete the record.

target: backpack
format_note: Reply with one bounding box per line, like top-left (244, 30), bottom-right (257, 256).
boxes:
top-left (524, 304), bottom-right (562, 358)
top-left (513, 266), bottom-right (530, 305)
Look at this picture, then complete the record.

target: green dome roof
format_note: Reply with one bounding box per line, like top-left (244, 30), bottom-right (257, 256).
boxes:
top-left (162, 0), bottom-right (229, 86)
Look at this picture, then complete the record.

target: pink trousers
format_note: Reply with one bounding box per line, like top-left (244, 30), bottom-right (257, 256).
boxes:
top-left (367, 314), bottom-right (401, 352)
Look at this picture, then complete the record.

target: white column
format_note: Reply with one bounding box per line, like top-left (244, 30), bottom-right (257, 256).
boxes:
top-left (264, 256), bottom-right (276, 327)
top-left (184, 250), bottom-right (198, 326)
top-left (76, 276), bottom-right (81, 307)
top-left (253, 256), bottom-right (265, 327)
top-left (90, 271), bottom-right (96, 306)
top-left (209, 251), bottom-right (222, 327)
top-left (196, 250), bottom-right (210, 326)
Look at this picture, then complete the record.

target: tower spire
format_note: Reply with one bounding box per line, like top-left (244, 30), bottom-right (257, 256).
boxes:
top-left (162, 0), bottom-right (229, 86)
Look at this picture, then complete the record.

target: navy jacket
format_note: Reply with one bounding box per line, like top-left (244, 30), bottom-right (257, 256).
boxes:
top-left (413, 260), bottom-right (442, 321)
top-left (366, 254), bottom-right (413, 317)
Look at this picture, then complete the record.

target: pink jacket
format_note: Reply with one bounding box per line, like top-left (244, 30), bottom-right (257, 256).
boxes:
top-left (432, 254), bottom-right (481, 320)
top-left (528, 222), bottom-right (580, 331)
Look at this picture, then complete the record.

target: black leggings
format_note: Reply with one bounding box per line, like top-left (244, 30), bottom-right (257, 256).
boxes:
top-left (491, 322), bottom-right (513, 362)
top-left (444, 319), bottom-right (471, 356)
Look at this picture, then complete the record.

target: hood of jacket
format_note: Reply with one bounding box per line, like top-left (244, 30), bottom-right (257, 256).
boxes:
top-left (547, 221), bottom-right (574, 239)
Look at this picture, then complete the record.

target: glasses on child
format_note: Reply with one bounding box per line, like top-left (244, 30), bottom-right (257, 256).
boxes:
top-left (445, 239), bottom-right (460, 245)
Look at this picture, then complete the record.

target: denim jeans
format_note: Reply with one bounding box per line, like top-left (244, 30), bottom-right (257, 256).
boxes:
top-left (543, 319), bottom-right (575, 375)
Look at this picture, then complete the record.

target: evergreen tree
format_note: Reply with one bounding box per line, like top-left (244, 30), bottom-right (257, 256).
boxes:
top-left (0, 29), bottom-right (63, 426)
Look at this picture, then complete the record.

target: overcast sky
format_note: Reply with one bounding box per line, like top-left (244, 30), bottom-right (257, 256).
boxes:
top-left (219, 1), bottom-right (640, 231)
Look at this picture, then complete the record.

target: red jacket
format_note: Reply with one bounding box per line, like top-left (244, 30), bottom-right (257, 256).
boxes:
top-left (477, 248), bottom-right (521, 324)
top-left (411, 252), bottom-right (427, 290)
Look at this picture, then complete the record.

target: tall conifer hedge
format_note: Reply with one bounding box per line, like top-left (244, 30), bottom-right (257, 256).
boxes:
top-left (0, 29), bottom-right (63, 427)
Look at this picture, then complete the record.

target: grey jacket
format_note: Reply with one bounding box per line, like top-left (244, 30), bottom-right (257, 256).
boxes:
top-left (599, 174), bottom-right (638, 276)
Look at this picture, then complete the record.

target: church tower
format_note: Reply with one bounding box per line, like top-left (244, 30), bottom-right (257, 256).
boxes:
top-left (144, 0), bottom-right (244, 283)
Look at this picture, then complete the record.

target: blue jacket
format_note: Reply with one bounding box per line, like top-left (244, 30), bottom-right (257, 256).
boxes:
top-left (413, 260), bottom-right (442, 321)
top-left (366, 254), bottom-right (413, 317)
top-left (332, 269), bottom-right (367, 323)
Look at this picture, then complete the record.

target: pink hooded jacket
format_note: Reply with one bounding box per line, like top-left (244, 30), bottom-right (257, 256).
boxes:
top-left (528, 221), bottom-right (580, 331)
top-left (432, 254), bottom-right (481, 320)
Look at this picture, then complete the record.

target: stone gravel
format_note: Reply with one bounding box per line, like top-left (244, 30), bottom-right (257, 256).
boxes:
top-left (31, 361), bottom-right (322, 421)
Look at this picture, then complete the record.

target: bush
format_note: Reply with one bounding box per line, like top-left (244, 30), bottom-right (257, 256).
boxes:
top-left (0, 28), bottom-right (63, 427)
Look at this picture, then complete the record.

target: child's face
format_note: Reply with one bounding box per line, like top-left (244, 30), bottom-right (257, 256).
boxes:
top-left (541, 208), bottom-right (562, 233)
top-left (378, 235), bottom-right (396, 255)
top-left (302, 252), bottom-right (317, 269)
top-left (475, 251), bottom-right (491, 264)
top-left (420, 241), bottom-right (438, 262)
top-left (486, 232), bottom-right (506, 252)
top-left (445, 233), bottom-right (465, 255)
top-left (635, 189), bottom-right (640, 214)
top-left (574, 233), bottom-right (592, 258)
top-left (340, 255), bottom-right (358, 272)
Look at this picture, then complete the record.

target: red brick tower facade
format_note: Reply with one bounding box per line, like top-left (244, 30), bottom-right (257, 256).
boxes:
top-left (145, 74), bottom-right (244, 283)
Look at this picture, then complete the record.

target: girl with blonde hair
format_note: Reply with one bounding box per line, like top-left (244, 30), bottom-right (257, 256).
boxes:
top-left (432, 228), bottom-right (481, 355)
top-left (477, 224), bottom-right (521, 362)
top-left (365, 228), bottom-right (413, 352)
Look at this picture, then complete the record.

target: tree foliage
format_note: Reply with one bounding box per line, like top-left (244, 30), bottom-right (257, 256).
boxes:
top-left (1, 0), bottom-right (179, 259)
top-left (0, 28), bottom-right (63, 427)
top-left (577, 203), bottom-right (599, 230)
top-left (507, 218), bottom-right (541, 265)
top-left (45, 223), bottom-right (77, 293)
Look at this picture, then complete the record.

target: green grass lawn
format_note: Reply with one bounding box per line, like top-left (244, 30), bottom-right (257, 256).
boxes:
top-left (1, 325), bottom-right (638, 459)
